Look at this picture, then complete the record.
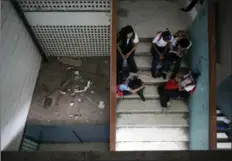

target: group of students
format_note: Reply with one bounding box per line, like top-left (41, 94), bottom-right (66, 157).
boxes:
top-left (116, 25), bottom-right (198, 107)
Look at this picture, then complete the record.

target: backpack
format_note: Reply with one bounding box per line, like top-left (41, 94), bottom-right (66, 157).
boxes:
top-left (116, 85), bottom-right (124, 97)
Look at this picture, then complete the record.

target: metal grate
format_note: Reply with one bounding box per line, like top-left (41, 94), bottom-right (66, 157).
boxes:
top-left (17, 0), bottom-right (111, 11)
top-left (31, 25), bottom-right (111, 57)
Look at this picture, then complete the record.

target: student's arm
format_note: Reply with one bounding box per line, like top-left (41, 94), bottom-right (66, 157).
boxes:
top-left (129, 85), bottom-right (145, 94)
top-left (125, 43), bottom-right (138, 59)
top-left (125, 33), bottom-right (139, 58)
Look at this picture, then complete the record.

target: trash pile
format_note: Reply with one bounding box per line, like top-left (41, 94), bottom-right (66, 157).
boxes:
top-left (41, 58), bottom-right (106, 118)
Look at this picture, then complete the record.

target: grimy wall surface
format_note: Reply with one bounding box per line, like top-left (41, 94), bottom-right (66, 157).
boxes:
top-left (187, 0), bottom-right (209, 150)
top-left (1, 1), bottom-right (41, 150)
top-left (215, 0), bottom-right (232, 86)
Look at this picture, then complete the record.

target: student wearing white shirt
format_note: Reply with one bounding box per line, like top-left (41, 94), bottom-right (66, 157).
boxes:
top-left (166, 30), bottom-right (192, 78)
top-left (117, 25), bottom-right (139, 74)
top-left (151, 29), bottom-right (174, 79)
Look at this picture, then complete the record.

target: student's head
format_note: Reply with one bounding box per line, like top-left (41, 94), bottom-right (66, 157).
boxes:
top-left (162, 31), bottom-right (172, 42)
top-left (119, 69), bottom-right (130, 84)
top-left (120, 25), bottom-right (135, 40)
top-left (179, 38), bottom-right (191, 49)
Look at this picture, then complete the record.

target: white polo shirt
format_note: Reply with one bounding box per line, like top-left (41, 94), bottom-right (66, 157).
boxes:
top-left (152, 32), bottom-right (174, 47)
top-left (126, 32), bottom-right (139, 45)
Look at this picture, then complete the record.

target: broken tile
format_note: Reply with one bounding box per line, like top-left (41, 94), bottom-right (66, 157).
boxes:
top-left (98, 101), bottom-right (105, 109)
top-left (90, 90), bottom-right (95, 94)
top-left (60, 58), bottom-right (82, 67)
top-left (59, 90), bottom-right (66, 95)
top-left (74, 70), bottom-right (79, 76)
top-left (43, 96), bottom-right (52, 109)
top-left (70, 102), bottom-right (74, 106)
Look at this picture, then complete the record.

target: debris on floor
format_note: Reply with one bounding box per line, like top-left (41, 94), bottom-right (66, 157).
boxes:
top-left (60, 57), bottom-right (82, 67)
top-left (42, 96), bottom-right (53, 109)
top-left (98, 101), bottom-right (105, 109)
top-left (70, 102), bottom-right (74, 106)
top-left (28, 57), bottom-right (110, 124)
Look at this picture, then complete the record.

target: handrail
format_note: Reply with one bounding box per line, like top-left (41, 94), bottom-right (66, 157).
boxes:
top-left (110, 0), bottom-right (117, 151)
top-left (208, 1), bottom-right (217, 150)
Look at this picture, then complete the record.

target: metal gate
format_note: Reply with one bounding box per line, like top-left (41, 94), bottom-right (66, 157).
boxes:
top-left (17, 0), bottom-right (112, 57)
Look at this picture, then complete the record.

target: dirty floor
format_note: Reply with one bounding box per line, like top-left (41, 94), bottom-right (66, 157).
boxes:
top-left (27, 57), bottom-right (110, 125)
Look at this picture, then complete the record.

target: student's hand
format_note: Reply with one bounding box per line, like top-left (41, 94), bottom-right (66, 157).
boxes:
top-left (121, 54), bottom-right (126, 60)
top-left (159, 54), bottom-right (164, 60)
top-left (125, 53), bottom-right (130, 59)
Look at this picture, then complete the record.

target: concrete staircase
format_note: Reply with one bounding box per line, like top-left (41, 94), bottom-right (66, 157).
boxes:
top-left (116, 39), bottom-right (189, 151)
top-left (216, 108), bottom-right (232, 150)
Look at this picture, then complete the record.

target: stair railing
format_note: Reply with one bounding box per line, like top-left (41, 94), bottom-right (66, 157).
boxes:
top-left (208, 1), bottom-right (217, 150)
top-left (110, 0), bottom-right (117, 151)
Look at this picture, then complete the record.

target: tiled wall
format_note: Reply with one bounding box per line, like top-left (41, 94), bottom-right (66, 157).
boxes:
top-left (0, 1), bottom-right (41, 150)
top-left (187, 0), bottom-right (209, 150)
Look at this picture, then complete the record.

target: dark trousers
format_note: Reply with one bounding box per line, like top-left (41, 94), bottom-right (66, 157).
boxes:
top-left (163, 54), bottom-right (182, 77)
top-left (158, 84), bottom-right (189, 107)
top-left (184, 0), bottom-right (203, 11)
top-left (151, 46), bottom-right (170, 74)
top-left (117, 51), bottom-right (138, 73)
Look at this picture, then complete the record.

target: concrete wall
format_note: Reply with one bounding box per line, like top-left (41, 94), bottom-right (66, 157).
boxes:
top-left (215, 0), bottom-right (232, 86)
top-left (0, 1), bottom-right (41, 151)
top-left (25, 124), bottom-right (110, 143)
top-left (216, 75), bottom-right (232, 120)
top-left (38, 143), bottom-right (109, 151)
top-left (187, 0), bottom-right (209, 150)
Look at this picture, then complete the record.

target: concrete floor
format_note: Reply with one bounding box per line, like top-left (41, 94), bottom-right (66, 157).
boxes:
top-left (118, 0), bottom-right (194, 37)
top-left (27, 57), bottom-right (110, 125)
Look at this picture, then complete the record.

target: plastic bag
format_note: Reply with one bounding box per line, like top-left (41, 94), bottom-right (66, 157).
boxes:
top-left (123, 59), bottom-right (128, 67)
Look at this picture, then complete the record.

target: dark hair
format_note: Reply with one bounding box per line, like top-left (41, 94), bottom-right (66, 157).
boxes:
top-left (119, 69), bottom-right (130, 84)
top-left (118, 25), bottom-right (135, 45)
top-left (179, 38), bottom-right (190, 49)
top-left (162, 30), bottom-right (172, 41)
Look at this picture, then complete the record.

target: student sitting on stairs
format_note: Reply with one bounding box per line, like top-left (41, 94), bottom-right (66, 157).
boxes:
top-left (117, 25), bottom-right (139, 74)
top-left (117, 69), bottom-right (146, 101)
top-left (164, 30), bottom-right (192, 78)
top-left (158, 68), bottom-right (199, 108)
top-left (151, 29), bottom-right (174, 79)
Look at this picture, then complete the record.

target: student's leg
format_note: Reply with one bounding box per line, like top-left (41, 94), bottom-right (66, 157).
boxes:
top-left (127, 51), bottom-right (138, 73)
top-left (151, 51), bottom-right (161, 78)
top-left (137, 88), bottom-right (146, 101)
top-left (123, 90), bottom-right (132, 96)
top-left (172, 57), bottom-right (182, 78)
top-left (117, 51), bottom-right (123, 72)
top-left (161, 54), bottom-right (174, 79)
top-left (181, 0), bottom-right (199, 12)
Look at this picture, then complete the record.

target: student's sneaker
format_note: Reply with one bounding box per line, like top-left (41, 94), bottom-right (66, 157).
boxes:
top-left (152, 72), bottom-right (157, 78)
top-left (161, 72), bottom-right (167, 79)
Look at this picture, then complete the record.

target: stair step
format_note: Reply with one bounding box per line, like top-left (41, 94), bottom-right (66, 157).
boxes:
top-left (116, 127), bottom-right (189, 142)
top-left (135, 55), bottom-right (188, 70)
top-left (116, 84), bottom-right (159, 99)
top-left (139, 38), bottom-right (153, 42)
top-left (217, 132), bottom-right (229, 139)
top-left (116, 141), bottom-right (188, 151)
top-left (217, 142), bottom-right (232, 149)
top-left (133, 71), bottom-right (170, 84)
top-left (136, 42), bottom-right (151, 53)
top-left (117, 113), bottom-right (188, 127)
top-left (135, 55), bottom-right (152, 70)
top-left (117, 99), bottom-right (188, 113)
